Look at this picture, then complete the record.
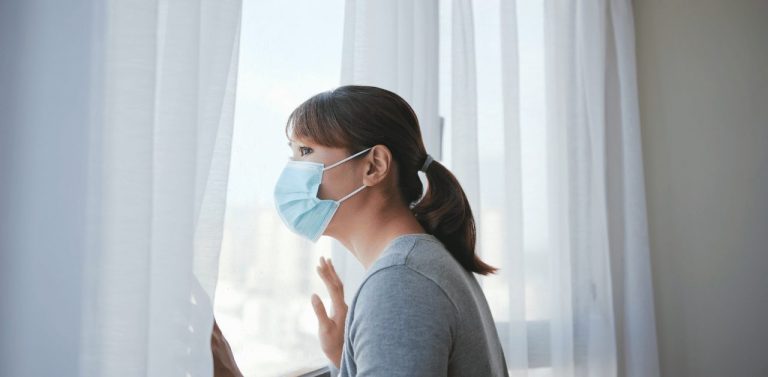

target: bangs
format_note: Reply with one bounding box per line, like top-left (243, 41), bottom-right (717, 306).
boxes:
top-left (285, 91), bottom-right (351, 148)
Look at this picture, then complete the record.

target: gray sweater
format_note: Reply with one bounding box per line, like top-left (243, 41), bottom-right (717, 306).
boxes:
top-left (327, 233), bottom-right (509, 376)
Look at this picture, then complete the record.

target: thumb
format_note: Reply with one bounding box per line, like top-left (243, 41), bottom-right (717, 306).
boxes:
top-left (311, 293), bottom-right (331, 327)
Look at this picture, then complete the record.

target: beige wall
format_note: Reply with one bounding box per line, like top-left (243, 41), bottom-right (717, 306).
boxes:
top-left (633, 0), bottom-right (768, 376)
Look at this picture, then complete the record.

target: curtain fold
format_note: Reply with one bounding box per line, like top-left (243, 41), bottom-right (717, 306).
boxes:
top-left (499, 0), bottom-right (528, 375)
top-left (79, 1), bottom-right (242, 376)
top-left (543, 0), bottom-right (660, 376)
top-left (605, 0), bottom-right (661, 375)
top-left (450, 0), bottom-right (483, 252)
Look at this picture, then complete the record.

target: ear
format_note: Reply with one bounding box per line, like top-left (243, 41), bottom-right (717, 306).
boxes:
top-left (361, 144), bottom-right (392, 187)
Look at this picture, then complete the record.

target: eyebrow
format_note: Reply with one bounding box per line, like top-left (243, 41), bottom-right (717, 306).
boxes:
top-left (288, 140), bottom-right (309, 148)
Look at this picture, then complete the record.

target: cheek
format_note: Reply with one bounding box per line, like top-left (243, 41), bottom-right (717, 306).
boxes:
top-left (316, 172), bottom-right (337, 200)
top-left (317, 167), bottom-right (358, 201)
top-left (317, 182), bottom-right (331, 200)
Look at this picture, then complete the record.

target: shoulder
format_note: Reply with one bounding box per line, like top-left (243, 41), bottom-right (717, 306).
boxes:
top-left (366, 235), bottom-right (465, 285)
top-left (351, 264), bottom-right (459, 329)
top-left (345, 265), bottom-right (458, 375)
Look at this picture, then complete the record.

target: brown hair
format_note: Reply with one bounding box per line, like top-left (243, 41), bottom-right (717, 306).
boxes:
top-left (285, 85), bottom-right (498, 275)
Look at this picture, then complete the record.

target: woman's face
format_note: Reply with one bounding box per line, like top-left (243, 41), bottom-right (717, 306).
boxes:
top-left (287, 135), bottom-right (369, 237)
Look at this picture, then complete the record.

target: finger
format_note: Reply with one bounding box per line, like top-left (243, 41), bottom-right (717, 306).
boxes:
top-left (318, 256), bottom-right (342, 288)
top-left (327, 258), bottom-right (343, 286)
top-left (317, 257), bottom-right (331, 283)
top-left (323, 259), bottom-right (347, 318)
top-left (317, 264), bottom-right (345, 309)
top-left (311, 293), bottom-right (331, 328)
top-left (317, 260), bottom-right (344, 298)
top-left (325, 260), bottom-right (345, 308)
top-left (317, 257), bottom-right (336, 288)
top-left (318, 257), bottom-right (331, 280)
top-left (317, 256), bottom-right (330, 279)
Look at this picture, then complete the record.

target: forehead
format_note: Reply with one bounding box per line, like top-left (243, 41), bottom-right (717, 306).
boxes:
top-left (287, 135), bottom-right (338, 150)
top-left (287, 135), bottom-right (311, 147)
top-left (287, 129), bottom-right (317, 143)
top-left (286, 133), bottom-right (349, 154)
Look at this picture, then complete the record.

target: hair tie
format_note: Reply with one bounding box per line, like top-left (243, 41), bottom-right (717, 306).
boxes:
top-left (419, 154), bottom-right (434, 172)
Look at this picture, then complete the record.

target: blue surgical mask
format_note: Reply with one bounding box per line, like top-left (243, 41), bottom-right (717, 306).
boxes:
top-left (273, 147), bottom-right (373, 242)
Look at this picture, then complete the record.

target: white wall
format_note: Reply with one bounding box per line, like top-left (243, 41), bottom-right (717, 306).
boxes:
top-left (634, 0), bottom-right (768, 376)
top-left (0, 1), bottom-right (100, 375)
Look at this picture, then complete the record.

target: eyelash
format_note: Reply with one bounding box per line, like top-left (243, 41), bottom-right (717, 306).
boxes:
top-left (299, 146), bottom-right (313, 156)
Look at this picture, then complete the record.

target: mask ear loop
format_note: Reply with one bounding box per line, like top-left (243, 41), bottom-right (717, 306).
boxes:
top-left (337, 184), bottom-right (367, 203)
top-left (322, 147), bottom-right (373, 171)
top-left (322, 146), bottom-right (372, 203)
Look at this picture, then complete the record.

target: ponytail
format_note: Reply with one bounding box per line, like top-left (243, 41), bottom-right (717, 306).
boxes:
top-left (411, 158), bottom-right (499, 276)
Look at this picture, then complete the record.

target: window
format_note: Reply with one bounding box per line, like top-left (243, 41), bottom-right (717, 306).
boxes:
top-left (213, 1), bottom-right (346, 376)
top-left (217, 0), bottom-right (551, 375)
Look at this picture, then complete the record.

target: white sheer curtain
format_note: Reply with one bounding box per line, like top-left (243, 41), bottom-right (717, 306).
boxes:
top-left (541, 0), bottom-right (660, 375)
top-left (0, 0), bottom-right (242, 376)
top-left (340, 0), bottom-right (660, 376)
top-left (80, 1), bottom-right (242, 376)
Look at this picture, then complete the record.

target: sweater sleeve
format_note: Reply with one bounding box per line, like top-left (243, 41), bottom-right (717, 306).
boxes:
top-left (348, 265), bottom-right (457, 376)
top-left (327, 361), bottom-right (340, 377)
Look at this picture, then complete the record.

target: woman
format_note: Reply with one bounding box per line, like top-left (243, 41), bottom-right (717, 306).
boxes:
top-left (279, 84), bottom-right (509, 376)
top-left (213, 85), bottom-right (509, 376)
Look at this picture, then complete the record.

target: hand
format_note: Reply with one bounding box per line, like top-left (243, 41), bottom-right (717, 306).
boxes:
top-left (211, 317), bottom-right (244, 377)
top-left (311, 256), bottom-right (347, 369)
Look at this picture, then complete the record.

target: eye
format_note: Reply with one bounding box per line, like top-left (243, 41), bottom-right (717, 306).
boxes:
top-left (299, 146), bottom-right (313, 156)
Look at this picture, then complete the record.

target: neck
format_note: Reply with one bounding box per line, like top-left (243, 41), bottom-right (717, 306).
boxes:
top-left (338, 202), bottom-right (426, 270)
